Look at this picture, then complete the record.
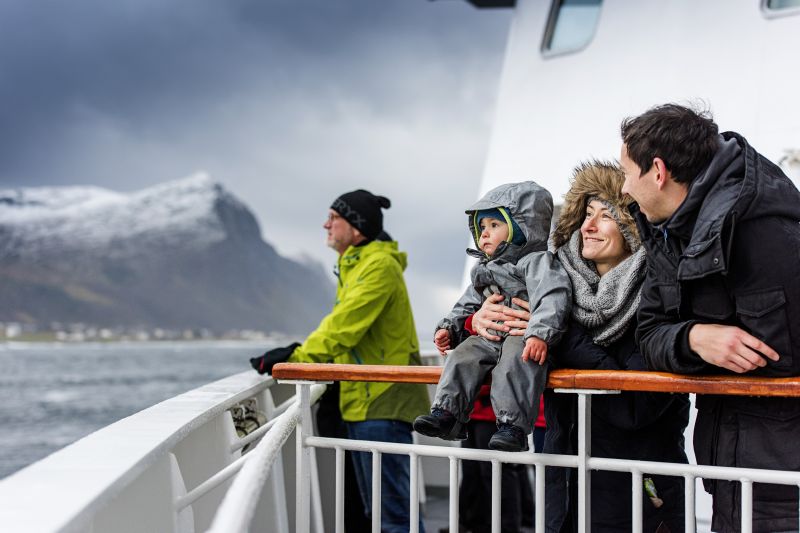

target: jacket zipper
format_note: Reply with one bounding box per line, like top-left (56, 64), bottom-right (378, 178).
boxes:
top-left (351, 349), bottom-right (369, 399)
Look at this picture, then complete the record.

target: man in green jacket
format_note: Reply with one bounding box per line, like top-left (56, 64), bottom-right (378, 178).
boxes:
top-left (254, 189), bottom-right (429, 533)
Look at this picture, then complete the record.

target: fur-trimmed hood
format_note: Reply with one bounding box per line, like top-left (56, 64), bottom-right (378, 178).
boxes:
top-left (552, 160), bottom-right (640, 252)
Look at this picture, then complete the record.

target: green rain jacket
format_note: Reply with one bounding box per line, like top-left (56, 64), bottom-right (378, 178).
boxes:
top-left (289, 239), bottom-right (430, 424)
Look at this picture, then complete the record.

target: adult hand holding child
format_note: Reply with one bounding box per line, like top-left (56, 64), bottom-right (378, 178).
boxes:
top-left (471, 293), bottom-right (531, 340)
top-left (471, 295), bottom-right (545, 363)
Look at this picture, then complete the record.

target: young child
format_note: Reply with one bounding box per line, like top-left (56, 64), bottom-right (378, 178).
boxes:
top-left (413, 181), bottom-right (571, 451)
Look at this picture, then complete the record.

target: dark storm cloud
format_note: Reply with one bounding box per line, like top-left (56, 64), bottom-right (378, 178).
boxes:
top-left (0, 0), bottom-right (507, 184)
top-left (1, 1), bottom-right (231, 177)
top-left (0, 0), bottom-right (511, 329)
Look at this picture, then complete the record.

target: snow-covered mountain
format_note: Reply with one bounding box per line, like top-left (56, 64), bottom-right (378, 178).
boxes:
top-left (0, 175), bottom-right (334, 335)
top-left (1, 174), bottom-right (239, 256)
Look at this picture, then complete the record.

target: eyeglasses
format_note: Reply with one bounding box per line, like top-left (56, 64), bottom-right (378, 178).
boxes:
top-left (326, 213), bottom-right (342, 223)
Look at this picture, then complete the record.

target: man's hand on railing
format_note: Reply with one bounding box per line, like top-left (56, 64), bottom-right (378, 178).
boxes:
top-left (250, 342), bottom-right (301, 375)
top-left (688, 324), bottom-right (779, 373)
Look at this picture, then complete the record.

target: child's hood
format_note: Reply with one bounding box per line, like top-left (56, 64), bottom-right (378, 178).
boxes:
top-left (466, 181), bottom-right (553, 259)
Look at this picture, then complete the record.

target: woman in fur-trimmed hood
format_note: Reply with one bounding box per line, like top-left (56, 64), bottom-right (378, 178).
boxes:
top-left (554, 160), bottom-right (643, 346)
top-left (544, 160), bottom-right (690, 533)
top-left (552, 159), bottom-right (640, 252)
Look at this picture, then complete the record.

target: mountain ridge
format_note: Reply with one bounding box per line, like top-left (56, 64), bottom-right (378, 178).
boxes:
top-left (0, 175), bottom-right (334, 335)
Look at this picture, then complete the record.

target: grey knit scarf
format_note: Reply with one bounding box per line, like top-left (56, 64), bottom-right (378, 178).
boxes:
top-left (556, 230), bottom-right (646, 346)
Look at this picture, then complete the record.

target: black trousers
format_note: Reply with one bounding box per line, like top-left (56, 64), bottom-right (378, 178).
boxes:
top-left (316, 383), bottom-right (371, 533)
top-left (459, 419), bottom-right (535, 533)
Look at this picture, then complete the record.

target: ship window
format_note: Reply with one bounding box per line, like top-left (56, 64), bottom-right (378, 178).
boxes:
top-left (541, 0), bottom-right (603, 57)
top-left (766, 0), bottom-right (800, 8)
top-left (762, 0), bottom-right (800, 17)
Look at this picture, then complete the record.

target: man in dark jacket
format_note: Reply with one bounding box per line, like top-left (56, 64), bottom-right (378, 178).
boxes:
top-left (619, 103), bottom-right (800, 533)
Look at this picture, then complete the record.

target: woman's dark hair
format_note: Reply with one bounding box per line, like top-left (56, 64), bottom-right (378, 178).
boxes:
top-left (620, 103), bottom-right (719, 184)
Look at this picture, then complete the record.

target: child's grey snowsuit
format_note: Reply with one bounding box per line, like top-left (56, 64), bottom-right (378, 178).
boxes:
top-left (433, 181), bottom-right (572, 431)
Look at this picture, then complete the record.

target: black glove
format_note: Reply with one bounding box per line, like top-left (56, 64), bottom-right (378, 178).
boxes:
top-left (250, 342), bottom-right (301, 375)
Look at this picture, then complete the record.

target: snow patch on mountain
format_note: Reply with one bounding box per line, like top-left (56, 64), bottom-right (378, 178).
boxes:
top-left (0, 173), bottom-right (232, 255)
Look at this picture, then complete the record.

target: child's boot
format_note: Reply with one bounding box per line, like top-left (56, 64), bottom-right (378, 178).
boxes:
top-left (413, 408), bottom-right (467, 440)
top-left (488, 423), bottom-right (529, 452)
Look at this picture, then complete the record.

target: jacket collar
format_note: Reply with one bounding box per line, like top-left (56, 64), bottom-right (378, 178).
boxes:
top-left (633, 133), bottom-right (746, 280)
top-left (338, 239), bottom-right (405, 270)
top-left (666, 134), bottom-right (745, 279)
top-left (465, 241), bottom-right (526, 265)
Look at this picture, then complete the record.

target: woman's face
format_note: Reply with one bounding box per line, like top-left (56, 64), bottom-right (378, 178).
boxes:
top-left (580, 200), bottom-right (631, 275)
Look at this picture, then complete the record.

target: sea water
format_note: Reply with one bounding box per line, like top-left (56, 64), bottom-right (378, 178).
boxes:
top-left (0, 340), bottom-right (274, 479)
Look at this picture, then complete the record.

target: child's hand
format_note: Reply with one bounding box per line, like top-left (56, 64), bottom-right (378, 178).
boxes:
top-left (434, 328), bottom-right (451, 356)
top-left (522, 336), bottom-right (548, 365)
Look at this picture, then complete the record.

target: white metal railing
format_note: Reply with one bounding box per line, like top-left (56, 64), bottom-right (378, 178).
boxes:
top-left (208, 383), bottom-right (327, 533)
top-left (266, 362), bottom-right (800, 533)
top-left (0, 370), bottom-right (292, 533)
top-left (292, 387), bottom-right (800, 533)
top-left (172, 394), bottom-right (299, 515)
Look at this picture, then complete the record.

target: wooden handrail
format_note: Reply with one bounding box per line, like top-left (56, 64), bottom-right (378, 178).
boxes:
top-left (272, 362), bottom-right (800, 397)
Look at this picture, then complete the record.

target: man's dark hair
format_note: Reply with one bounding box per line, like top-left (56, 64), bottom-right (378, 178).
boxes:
top-left (620, 103), bottom-right (720, 184)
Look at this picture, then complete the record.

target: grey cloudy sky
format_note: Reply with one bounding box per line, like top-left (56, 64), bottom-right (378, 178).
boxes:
top-left (0, 0), bottom-right (512, 334)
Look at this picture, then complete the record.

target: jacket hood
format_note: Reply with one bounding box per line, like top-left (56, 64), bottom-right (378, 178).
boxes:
top-left (341, 239), bottom-right (407, 271)
top-left (660, 132), bottom-right (800, 279)
top-left (466, 181), bottom-right (552, 262)
top-left (552, 160), bottom-right (640, 252)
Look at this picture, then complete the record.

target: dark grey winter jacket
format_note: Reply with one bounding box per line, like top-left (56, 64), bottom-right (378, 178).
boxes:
top-left (545, 319), bottom-right (689, 533)
top-left (633, 132), bottom-right (800, 533)
top-left (438, 181), bottom-right (572, 346)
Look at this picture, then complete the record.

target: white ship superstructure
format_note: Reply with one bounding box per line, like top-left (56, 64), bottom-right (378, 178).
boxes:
top-left (477, 0), bottom-right (800, 200)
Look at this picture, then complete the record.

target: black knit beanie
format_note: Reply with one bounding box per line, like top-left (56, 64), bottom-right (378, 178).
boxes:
top-left (330, 189), bottom-right (391, 240)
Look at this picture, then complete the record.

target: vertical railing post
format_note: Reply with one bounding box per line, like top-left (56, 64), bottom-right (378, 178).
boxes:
top-left (372, 450), bottom-right (382, 532)
top-left (261, 388), bottom-right (291, 533)
top-left (335, 447), bottom-right (344, 533)
top-left (449, 456), bottom-right (459, 533)
top-left (685, 474), bottom-right (695, 533)
top-left (410, 452), bottom-right (419, 533)
top-left (310, 440), bottom-right (324, 533)
top-left (560, 387), bottom-right (617, 533)
top-left (491, 460), bottom-right (501, 533)
top-left (631, 470), bottom-right (642, 533)
top-left (535, 463), bottom-right (545, 533)
top-left (577, 392), bottom-right (592, 533)
top-left (296, 383), bottom-right (312, 533)
top-left (741, 479), bottom-right (753, 533)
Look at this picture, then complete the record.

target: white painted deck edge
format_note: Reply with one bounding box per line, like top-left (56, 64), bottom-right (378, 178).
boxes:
top-left (0, 370), bottom-right (271, 533)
